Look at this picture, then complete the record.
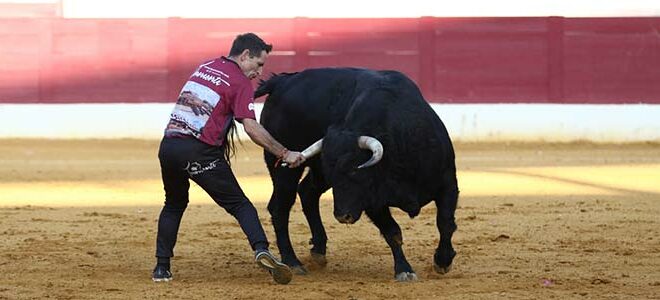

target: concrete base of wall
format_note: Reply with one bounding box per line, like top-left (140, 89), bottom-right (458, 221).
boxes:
top-left (1, 103), bottom-right (658, 142)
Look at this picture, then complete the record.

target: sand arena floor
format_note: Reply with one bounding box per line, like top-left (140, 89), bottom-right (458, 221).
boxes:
top-left (0, 139), bottom-right (659, 299)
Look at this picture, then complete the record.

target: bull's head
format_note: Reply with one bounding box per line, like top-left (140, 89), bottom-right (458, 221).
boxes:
top-left (301, 128), bottom-right (383, 224)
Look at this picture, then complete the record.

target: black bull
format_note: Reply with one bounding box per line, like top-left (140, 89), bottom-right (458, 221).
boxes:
top-left (255, 68), bottom-right (459, 281)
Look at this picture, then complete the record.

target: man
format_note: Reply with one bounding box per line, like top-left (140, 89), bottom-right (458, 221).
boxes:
top-left (152, 33), bottom-right (305, 285)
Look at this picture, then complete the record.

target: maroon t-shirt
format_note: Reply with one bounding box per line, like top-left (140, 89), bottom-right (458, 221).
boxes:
top-left (164, 56), bottom-right (256, 146)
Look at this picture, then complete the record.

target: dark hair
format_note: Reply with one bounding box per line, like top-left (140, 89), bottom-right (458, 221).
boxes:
top-left (228, 33), bottom-right (273, 58)
top-left (223, 121), bottom-right (239, 166)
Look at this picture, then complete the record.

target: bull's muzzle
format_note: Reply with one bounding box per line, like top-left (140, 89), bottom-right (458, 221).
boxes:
top-left (334, 213), bottom-right (356, 224)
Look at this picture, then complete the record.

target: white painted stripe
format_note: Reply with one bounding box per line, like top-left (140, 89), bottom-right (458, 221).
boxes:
top-left (432, 104), bottom-right (660, 142)
top-left (0, 103), bottom-right (658, 142)
top-left (0, 103), bottom-right (173, 139)
top-left (60, 0), bottom-right (660, 18)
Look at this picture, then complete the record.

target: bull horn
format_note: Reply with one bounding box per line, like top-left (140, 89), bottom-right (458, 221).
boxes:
top-left (301, 139), bottom-right (323, 159)
top-left (357, 136), bottom-right (383, 169)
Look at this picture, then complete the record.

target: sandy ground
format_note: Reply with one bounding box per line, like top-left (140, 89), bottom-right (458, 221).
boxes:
top-left (0, 139), bottom-right (659, 299)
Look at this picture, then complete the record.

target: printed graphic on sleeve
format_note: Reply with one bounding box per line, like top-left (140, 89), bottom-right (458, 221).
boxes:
top-left (166, 81), bottom-right (221, 138)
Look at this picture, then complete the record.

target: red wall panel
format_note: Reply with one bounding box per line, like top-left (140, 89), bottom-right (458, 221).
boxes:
top-left (0, 17), bottom-right (658, 104)
top-left (563, 18), bottom-right (660, 102)
top-left (434, 18), bottom-right (550, 102)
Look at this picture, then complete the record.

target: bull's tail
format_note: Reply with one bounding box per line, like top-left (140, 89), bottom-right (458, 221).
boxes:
top-left (254, 72), bottom-right (298, 98)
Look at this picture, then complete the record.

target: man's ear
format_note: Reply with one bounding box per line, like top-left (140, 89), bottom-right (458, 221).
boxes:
top-left (239, 49), bottom-right (251, 61)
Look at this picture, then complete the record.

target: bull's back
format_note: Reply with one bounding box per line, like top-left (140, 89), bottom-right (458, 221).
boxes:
top-left (259, 68), bottom-right (364, 149)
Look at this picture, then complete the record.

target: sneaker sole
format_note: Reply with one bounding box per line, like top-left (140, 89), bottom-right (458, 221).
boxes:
top-left (152, 277), bottom-right (172, 282)
top-left (256, 254), bottom-right (293, 284)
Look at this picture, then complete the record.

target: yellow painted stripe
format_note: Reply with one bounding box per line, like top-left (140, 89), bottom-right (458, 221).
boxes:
top-left (1, 164), bottom-right (658, 207)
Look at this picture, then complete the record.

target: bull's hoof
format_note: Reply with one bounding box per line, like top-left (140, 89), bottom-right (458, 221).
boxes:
top-left (433, 248), bottom-right (456, 274)
top-left (395, 272), bottom-right (418, 282)
top-left (433, 263), bottom-right (452, 274)
top-left (290, 265), bottom-right (308, 275)
top-left (310, 251), bottom-right (327, 267)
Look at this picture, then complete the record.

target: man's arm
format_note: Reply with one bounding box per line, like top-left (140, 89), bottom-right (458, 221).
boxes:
top-left (241, 118), bottom-right (305, 168)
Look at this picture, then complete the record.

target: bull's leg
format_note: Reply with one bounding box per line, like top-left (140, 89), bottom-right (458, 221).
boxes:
top-left (366, 208), bottom-right (417, 282)
top-left (266, 165), bottom-right (305, 273)
top-left (433, 186), bottom-right (459, 274)
top-left (297, 166), bottom-right (330, 268)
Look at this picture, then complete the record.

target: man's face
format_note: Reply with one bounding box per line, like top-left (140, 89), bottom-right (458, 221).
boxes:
top-left (238, 50), bottom-right (268, 80)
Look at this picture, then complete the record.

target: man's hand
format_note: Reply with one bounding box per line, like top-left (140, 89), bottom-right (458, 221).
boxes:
top-left (281, 150), bottom-right (306, 168)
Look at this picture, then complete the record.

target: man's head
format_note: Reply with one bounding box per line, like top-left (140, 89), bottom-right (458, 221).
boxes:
top-left (228, 33), bottom-right (273, 80)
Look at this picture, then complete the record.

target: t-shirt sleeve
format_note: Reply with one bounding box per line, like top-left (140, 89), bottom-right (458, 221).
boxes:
top-left (232, 81), bottom-right (257, 122)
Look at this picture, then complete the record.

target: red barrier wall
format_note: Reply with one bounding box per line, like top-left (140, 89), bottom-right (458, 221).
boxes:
top-left (0, 17), bottom-right (658, 104)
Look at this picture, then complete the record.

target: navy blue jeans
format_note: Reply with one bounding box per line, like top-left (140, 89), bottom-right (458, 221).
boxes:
top-left (155, 137), bottom-right (269, 258)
